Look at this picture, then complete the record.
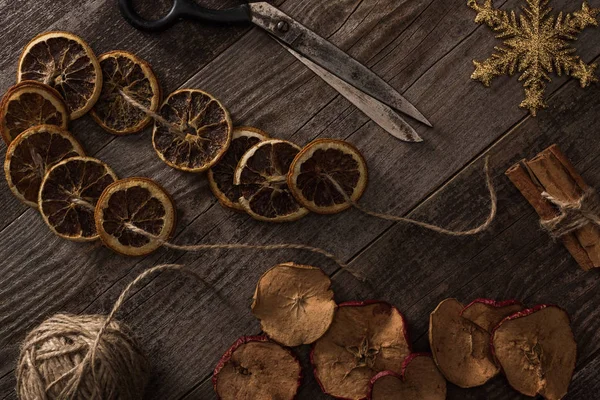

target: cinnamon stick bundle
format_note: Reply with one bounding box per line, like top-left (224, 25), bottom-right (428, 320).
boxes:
top-left (506, 145), bottom-right (600, 271)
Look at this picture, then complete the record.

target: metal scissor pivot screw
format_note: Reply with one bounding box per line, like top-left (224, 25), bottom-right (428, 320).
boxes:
top-left (276, 21), bottom-right (290, 32)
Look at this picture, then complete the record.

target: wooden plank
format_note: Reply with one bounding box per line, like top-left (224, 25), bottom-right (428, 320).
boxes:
top-left (1, 0), bottom-right (600, 399)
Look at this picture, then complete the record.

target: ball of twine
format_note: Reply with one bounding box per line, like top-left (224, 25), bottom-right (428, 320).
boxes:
top-left (15, 265), bottom-right (191, 400)
top-left (16, 314), bottom-right (149, 400)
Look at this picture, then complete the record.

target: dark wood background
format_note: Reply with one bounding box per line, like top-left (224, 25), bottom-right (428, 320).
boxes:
top-left (1, 0), bottom-right (600, 398)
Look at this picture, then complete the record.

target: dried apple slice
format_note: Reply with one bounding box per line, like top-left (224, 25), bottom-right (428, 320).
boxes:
top-left (491, 305), bottom-right (576, 400)
top-left (208, 127), bottom-right (269, 211)
top-left (251, 262), bottom-right (336, 347)
top-left (311, 301), bottom-right (411, 400)
top-left (39, 156), bottom-right (117, 241)
top-left (95, 178), bottom-right (176, 256)
top-left (4, 125), bottom-right (85, 208)
top-left (429, 298), bottom-right (499, 388)
top-left (0, 81), bottom-right (69, 144)
top-left (288, 139), bottom-right (368, 214)
top-left (152, 89), bottom-right (232, 172)
top-left (18, 31), bottom-right (102, 119)
top-left (461, 299), bottom-right (525, 333)
top-left (90, 50), bottom-right (161, 135)
top-left (212, 336), bottom-right (302, 400)
top-left (234, 139), bottom-right (309, 222)
top-left (368, 354), bottom-right (446, 400)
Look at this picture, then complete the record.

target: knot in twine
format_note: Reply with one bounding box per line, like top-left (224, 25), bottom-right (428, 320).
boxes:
top-left (16, 264), bottom-right (190, 400)
top-left (541, 188), bottom-right (600, 239)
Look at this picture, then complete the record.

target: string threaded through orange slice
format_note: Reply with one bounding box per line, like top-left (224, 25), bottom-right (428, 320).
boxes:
top-left (95, 177), bottom-right (176, 256)
top-left (208, 127), bottom-right (269, 211)
top-left (288, 139), bottom-right (368, 214)
top-left (18, 31), bottom-right (102, 120)
top-left (5, 125), bottom-right (85, 208)
top-left (152, 89), bottom-right (232, 173)
top-left (0, 81), bottom-right (69, 144)
top-left (38, 156), bottom-right (117, 242)
top-left (91, 51), bottom-right (161, 135)
top-left (234, 139), bottom-right (309, 222)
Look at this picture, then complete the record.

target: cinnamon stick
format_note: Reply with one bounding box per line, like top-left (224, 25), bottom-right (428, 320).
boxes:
top-left (506, 145), bottom-right (599, 271)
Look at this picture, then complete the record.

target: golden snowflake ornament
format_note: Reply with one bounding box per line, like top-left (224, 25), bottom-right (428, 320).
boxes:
top-left (468, 0), bottom-right (599, 115)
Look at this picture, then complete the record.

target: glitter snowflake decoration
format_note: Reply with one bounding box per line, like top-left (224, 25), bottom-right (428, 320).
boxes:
top-left (468, 0), bottom-right (599, 115)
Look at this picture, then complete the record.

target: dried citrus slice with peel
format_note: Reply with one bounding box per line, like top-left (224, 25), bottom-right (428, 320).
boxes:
top-left (234, 139), bottom-right (309, 222)
top-left (39, 156), bottom-right (117, 242)
top-left (368, 354), bottom-right (446, 400)
top-left (0, 81), bottom-right (69, 144)
top-left (460, 299), bottom-right (524, 333)
top-left (95, 178), bottom-right (176, 256)
top-left (90, 51), bottom-right (161, 135)
top-left (491, 305), bottom-right (576, 400)
top-left (152, 89), bottom-right (232, 172)
top-left (311, 301), bottom-right (411, 400)
top-left (208, 127), bottom-right (268, 210)
top-left (5, 125), bottom-right (85, 208)
top-left (18, 31), bottom-right (102, 120)
top-left (288, 139), bottom-right (368, 214)
top-left (212, 336), bottom-right (302, 400)
top-left (429, 299), bottom-right (499, 388)
top-left (251, 263), bottom-right (336, 347)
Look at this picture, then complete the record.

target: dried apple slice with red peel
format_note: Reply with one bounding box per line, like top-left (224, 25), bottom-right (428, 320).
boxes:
top-left (491, 305), bottom-right (576, 400)
top-left (212, 336), bottom-right (302, 400)
top-left (461, 299), bottom-right (525, 333)
top-left (368, 353), bottom-right (446, 400)
top-left (251, 262), bottom-right (336, 347)
top-left (311, 301), bottom-right (411, 400)
top-left (429, 298), bottom-right (499, 388)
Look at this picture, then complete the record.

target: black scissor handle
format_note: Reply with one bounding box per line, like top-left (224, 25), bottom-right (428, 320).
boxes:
top-left (119, 0), bottom-right (251, 32)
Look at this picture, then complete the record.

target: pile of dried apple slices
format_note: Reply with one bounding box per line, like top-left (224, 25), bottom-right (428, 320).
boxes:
top-left (212, 262), bottom-right (445, 400)
top-left (212, 266), bottom-right (577, 400)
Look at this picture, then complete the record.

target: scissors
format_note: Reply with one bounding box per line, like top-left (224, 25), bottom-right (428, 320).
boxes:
top-left (118, 0), bottom-right (432, 142)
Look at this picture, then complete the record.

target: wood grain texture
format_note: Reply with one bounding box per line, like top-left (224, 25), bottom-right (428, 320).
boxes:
top-left (1, 0), bottom-right (599, 399)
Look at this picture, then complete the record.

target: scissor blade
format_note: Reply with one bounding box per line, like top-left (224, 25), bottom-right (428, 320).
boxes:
top-left (282, 44), bottom-right (422, 142)
top-left (248, 2), bottom-right (432, 127)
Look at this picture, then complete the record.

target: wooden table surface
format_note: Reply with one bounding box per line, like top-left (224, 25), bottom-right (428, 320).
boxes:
top-left (1, 0), bottom-right (600, 399)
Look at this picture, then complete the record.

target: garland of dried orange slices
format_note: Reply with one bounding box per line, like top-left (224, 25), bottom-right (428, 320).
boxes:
top-left (1, 31), bottom-right (579, 400)
top-left (2, 31), bottom-right (375, 257)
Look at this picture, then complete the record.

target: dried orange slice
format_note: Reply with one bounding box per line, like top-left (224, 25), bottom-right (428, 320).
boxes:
top-left (234, 139), bottom-right (309, 222)
top-left (90, 51), bottom-right (161, 135)
top-left (288, 139), bottom-right (368, 214)
top-left (4, 125), bottom-right (85, 208)
top-left (39, 156), bottom-right (117, 241)
top-left (0, 81), bottom-right (69, 144)
top-left (208, 127), bottom-right (269, 210)
top-left (95, 178), bottom-right (176, 256)
top-left (251, 263), bottom-right (336, 347)
top-left (17, 31), bottom-right (102, 120)
top-left (152, 89), bottom-right (232, 172)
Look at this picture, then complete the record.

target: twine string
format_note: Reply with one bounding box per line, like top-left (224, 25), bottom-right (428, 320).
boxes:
top-left (541, 188), bottom-right (600, 238)
top-left (123, 223), bottom-right (363, 282)
top-left (326, 157), bottom-right (497, 236)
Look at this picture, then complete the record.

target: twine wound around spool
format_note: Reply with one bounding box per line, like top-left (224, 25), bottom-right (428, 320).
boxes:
top-left (16, 264), bottom-right (197, 400)
top-left (541, 188), bottom-right (600, 239)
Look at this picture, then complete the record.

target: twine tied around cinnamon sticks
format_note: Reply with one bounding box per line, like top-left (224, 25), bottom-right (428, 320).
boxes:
top-left (507, 144), bottom-right (600, 271)
top-left (541, 188), bottom-right (600, 239)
